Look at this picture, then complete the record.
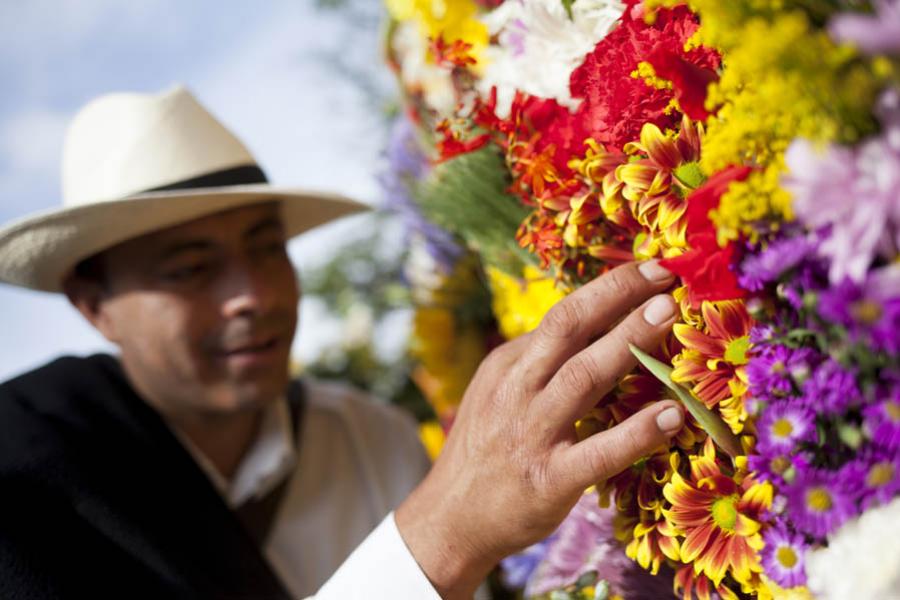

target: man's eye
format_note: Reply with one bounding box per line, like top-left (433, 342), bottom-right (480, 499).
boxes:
top-left (164, 263), bottom-right (210, 281)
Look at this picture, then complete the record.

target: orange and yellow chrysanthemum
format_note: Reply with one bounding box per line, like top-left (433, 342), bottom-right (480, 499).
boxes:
top-left (663, 438), bottom-right (772, 587)
top-left (671, 300), bottom-right (753, 433)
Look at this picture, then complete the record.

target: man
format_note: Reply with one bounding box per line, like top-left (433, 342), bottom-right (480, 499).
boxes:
top-left (0, 86), bottom-right (684, 599)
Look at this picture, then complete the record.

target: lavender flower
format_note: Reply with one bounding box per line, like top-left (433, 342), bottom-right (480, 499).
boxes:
top-left (749, 452), bottom-right (811, 487)
top-left (757, 403), bottom-right (818, 455)
top-left (525, 493), bottom-right (673, 598)
top-left (783, 135), bottom-right (900, 285)
top-left (747, 344), bottom-right (818, 400)
top-left (817, 266), bottom-right (900, 354)
top-left (829, 0), bottom-right (900, 55)
top-left (500, 538), bottom-right (553, 589)
top-left (801, 358), bottom-right (861, 415)
top-left (842, 448), bottom-right (900, 510)
top-left (739, 233), bottom-right (820, 292)
top-left (784, 468), bottom-right (857, 539)
top-left (761, 521), bottom-right (809, 588)
top-left (380, 117), bottom-right (462, 271)
top-left (864, 396), bottom-right (900, 452)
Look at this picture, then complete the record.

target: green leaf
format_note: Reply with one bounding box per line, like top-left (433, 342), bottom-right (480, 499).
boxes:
top-left (561, 0), bottom-right (576, 20)
top-left (629, 344), bottom-right (743, 458)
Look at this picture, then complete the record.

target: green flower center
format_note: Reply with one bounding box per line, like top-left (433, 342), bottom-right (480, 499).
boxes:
top-left (711, 495), bottom-right (739, 531)
top-left (724, 335), bottom-right (751, 365)
top-left (771, 418), bottom-right (794, 438)
top-left (771, 360), bottom-right (786, 374)
top-left (851, 300), bottom-right (882, 325)
top-left (806, 487), bottom-right (833, 513)
top-left (887, 402), bottom-right (900, 423)
top-left (867, 462), bottom-right (895, 488)
top-left (776, 545), bottom-right (798, 569)
top-left (771, 456), bottom-right (791, 474)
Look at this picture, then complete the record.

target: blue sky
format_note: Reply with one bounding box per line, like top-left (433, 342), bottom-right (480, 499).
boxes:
top-left (0, 0), bottom-right (397, 380)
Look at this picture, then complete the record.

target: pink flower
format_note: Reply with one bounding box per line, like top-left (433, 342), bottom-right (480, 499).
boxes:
top-left (783, 134), bottom-right (900, 285)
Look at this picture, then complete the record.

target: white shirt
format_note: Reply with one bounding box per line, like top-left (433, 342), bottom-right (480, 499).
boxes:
top-left (173, 379), bottom-right (441, 599)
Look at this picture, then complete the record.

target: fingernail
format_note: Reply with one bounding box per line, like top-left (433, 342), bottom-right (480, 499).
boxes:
top-left (638, 260), bottom-right (672, 281)
top-left (644, 295), bottom-right (675, 325)
top-left (656, 406), bottom-right (683, 433)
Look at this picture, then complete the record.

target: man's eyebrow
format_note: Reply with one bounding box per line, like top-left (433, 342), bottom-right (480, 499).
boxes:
top-left (243, 215), bottom-right (284, 239)
top-left (156, 240), bottom-right (215, 263)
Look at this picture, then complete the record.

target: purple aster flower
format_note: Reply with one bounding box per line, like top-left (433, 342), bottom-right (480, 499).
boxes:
top-left (757, 402), bottom-right (818, 455)
top-left (783, 134), bottom-right (900, 285)
top-left (801, 357), bottom-right (862, 415)
top-left (747, 344), bottom-right (819, 399)
top-left (864, 395), bottom-right (900, 452)
top-left (842, 447), bottom-right (900, 510)
top-left (380, 117), bottom-right (462, 271)
top-left (501, 538), bottom-right (553, 589)
top-left (749, 452), bottom-right (811, 487)
top-left (829, 0), bottom-right (900, 55)
top-left (739, 233), bottom-right (820, 292)
top-left (817, 266), bottom-right (900, 354)
top-left (761, 521), bottom-right (809, 588)
top-left (525, 493), bottom-right (673, 598)
top-left (784, 467), bottom-right (857, 539)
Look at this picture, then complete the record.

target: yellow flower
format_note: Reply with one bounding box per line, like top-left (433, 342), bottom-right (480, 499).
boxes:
top-left (647, 1), bottom-right (884, 241)
top-left (386, 0), bottom-right (489, 69)
top-left (418, 420), bottom-right (446, 461)
top-left (663, 438), bottom-right (773, 587)
top-left (486, 265), bottom-right (568, 339)
top-left (411, 306), bottom-right (485, 420)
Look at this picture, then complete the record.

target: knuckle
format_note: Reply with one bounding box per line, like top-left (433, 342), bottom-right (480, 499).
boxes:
top-left (602, 265), bottom-right (639, 299)
top-left (585, 446), bottom-right (615, 480)
top-left (556, 354), bottom-right (599, 396)
top-left (541, 299), bottom-right (584, 340)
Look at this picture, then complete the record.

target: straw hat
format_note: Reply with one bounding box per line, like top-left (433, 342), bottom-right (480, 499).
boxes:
top-left (0, 85), bottom-right (367, 293)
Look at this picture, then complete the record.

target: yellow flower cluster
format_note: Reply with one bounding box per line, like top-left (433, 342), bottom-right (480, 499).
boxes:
top-left (385, 0), bottom-right (489, 67)
top-left (410, 305), bottom-right (485, 421)
top-left (486, 265), bottom-right (568, 339)
top-left (649, 0), bottom-right (883, 242)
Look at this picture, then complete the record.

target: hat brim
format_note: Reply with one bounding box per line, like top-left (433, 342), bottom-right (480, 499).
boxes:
top-left (0, 184), bottom-right (369, 293)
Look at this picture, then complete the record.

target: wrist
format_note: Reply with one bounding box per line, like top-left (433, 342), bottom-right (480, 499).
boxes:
top-left (395, 479), bottom-right (497, 599)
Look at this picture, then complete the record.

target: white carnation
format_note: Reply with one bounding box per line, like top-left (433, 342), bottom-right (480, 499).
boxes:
top-left (476, 0), bottom-right (625, 117)
top-left (805, 497), bottom-right (900, 599)
top-left (391, 20), bottom-right (457, 116)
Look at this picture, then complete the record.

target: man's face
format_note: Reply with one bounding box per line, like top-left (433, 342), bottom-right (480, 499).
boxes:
top-left (85, 203), bottom-right (299, 417)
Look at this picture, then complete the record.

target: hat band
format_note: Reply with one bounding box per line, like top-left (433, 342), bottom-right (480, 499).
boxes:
top-left (142, 164), bottom-right (268, 193)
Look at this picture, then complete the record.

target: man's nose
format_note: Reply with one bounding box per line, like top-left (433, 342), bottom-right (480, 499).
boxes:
top-left (218, 260), bottom-right (276, 318)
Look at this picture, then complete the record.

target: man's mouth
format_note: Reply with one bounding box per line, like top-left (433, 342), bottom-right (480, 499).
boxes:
top-left (223, 337), bottom-right (279, 355)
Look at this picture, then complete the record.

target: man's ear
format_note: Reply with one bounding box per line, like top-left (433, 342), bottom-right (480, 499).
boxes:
top-left (63, 274), bottom-right (120, 343)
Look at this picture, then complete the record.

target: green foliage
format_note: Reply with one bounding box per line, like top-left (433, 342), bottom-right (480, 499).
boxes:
top-left (413, 146), bottom-right (536, 275)
top-left (630, 344), bottom-right (743, 459)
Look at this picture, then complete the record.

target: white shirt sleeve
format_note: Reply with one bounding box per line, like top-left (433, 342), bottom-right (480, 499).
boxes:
top-left (308, 512), bottom-right (442, 599)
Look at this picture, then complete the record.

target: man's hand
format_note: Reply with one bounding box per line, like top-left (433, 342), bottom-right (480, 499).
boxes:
top-left (395, 261), bottom-right (684, 598)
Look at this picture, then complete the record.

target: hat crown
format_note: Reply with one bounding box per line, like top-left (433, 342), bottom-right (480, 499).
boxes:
top-left (61, 85), bottom-right (256, 206)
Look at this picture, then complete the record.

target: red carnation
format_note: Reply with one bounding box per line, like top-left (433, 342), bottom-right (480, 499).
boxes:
top-left (660, 166), bottom-right (752, 308)
top-left (569, 5), bottom-right (720, 151)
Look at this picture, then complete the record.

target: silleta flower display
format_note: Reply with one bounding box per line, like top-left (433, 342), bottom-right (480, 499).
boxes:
top-left (383, 1), bottom-right (900, 598)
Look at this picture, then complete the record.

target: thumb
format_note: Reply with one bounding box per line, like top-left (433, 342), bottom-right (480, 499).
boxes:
top-left (555, 400), bottom-right (684, 491)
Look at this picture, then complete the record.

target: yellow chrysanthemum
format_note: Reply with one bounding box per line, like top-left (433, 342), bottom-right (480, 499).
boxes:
top-left (410, 306), bottom-right (485, 420)
top-left (385, 0), bottom-right (489, 69)
top-left (486, 265), bottom-right (568, 339)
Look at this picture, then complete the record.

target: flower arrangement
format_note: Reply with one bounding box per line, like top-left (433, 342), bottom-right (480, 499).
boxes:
top-left (383, 0), bottom-right (900, 597)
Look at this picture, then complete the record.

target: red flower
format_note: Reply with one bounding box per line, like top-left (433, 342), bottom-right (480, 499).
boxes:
top-left (569, 5), bottom-right (720, 152)
top-left (646, 47), bottom-right (719, 121)
top-left (660, 166), bottom-right (752, 308)
top-left (435, 120), bottom-right (490, 162)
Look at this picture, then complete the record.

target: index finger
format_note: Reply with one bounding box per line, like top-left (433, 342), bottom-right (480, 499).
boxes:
top-left (511, 260), bottom-right (674, 391)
